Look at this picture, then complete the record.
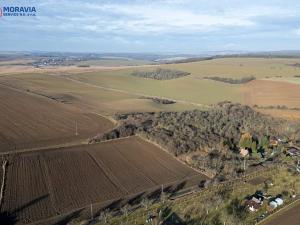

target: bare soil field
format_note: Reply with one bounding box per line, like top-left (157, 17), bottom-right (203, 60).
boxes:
top-left (0, 137), bottom-right (206, 225)
top-left (262, 200), bottom-right (300, 225)
top-left (1, 154), bottom-right (56, 224)
top-left (241, 80), bottom-right (300, 108)
top-left (257, 108), bottom-right (300, 120)
top-left (241, 79), bottom-right (300, 119)
top-left (0, 85), bottom-right (113, 152)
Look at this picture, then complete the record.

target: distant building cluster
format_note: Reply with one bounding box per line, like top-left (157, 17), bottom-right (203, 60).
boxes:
top-left (32, 57), bottom-right (83, 67)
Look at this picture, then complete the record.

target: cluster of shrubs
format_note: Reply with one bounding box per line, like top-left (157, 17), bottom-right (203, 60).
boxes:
top-left (90, 102), bottom-right (300, 179)
top-left (131, 68), bottom-right (190, 80)
top-left (203, 76), bottom-right (256, 84)
top-left (290, 63), bottom-right (300, 67)
top-left (163, 56), bottom-right (215, 64)
top-left (142, 97), bottom-right (176, 105)
top-left (253, 104), bottom-right (300, 111)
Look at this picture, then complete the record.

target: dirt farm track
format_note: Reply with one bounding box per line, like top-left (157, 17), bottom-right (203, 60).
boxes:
top-left (0, 136), bottom-right (206, 225)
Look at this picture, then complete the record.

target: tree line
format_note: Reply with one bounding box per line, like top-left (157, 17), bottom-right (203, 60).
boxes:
top-left (131, 68), bottom-right (190, 80)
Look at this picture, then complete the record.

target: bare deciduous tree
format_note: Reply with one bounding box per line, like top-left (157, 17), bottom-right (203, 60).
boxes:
top-left (121, 204), bottom-right (130, 217)
top-left (141, 197), bottom-right (151, 210)
top-left (99, 209), bottom-right (112, 224)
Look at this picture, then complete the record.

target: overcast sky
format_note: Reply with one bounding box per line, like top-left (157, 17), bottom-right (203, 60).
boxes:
top-left (1, 0), bottom-right (300, 53)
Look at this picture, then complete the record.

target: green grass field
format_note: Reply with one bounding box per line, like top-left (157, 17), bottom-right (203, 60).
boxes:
top-left (160, 57), bottom-right (300, 78)
top-left (71, 69), bottom-right (242, 105)
top-left (69, 57), bottom-right (300, 108)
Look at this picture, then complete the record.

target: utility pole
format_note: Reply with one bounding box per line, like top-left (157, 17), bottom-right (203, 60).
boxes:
top-left (75, 121), bottom-right (78, 136)
top-left (90, 203), bottom-right (93, 220)
top-left (161, 184), bottom-right (166, 204)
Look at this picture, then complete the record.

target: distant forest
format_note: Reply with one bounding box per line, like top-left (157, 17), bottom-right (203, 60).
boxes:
top-left (203, 76), bottom-right (256, 84)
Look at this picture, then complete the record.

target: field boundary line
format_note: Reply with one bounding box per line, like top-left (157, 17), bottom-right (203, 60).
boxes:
top-left (136, 134), bottom-right (210, 178)
top-left (0, 135), bottom-right (130, 156)
top-left (0, 140), bottom-right (86, 156)
top-left (92, 112), bottom-right (119, 127)
top-left (133, 137), bottom-right (188, 178)
top-left (0, 160), bottom-right (7, 209)
top-left (85, 150), bottom-right (129, 195)
top-left (112, 141), bottom-right (158, 186)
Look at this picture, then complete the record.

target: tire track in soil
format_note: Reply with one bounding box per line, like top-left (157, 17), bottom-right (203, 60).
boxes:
top-left (134, 138), bottom-right (187, 178)
top-left (124, 139), bottom-right (181, 182)
top-left (40, 154), bottom-right (60, 216)
top-left (112, 142), bottom-right (158, 186)
top-left (112, 139), bottom-right (182, 185)
top-left (85, 151), bottom-right (127, 195)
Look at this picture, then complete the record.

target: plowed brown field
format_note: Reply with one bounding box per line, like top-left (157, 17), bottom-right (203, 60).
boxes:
top-left (0, 85), bottom-right (113, 152)
top-left (241, 80), bottom-right (300, 108)
top-left (241, 79), bottom-right (300, 119)
top-left (0, 137), bottom-right (206, 225)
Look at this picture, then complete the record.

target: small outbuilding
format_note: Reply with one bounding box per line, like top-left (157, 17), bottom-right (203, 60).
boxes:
top-left (269, 201), bottom-right (278, 209)
top-left (275, 198), bottom-right (283, 206)
top-left (269, 197), bottom-right (284, 210)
